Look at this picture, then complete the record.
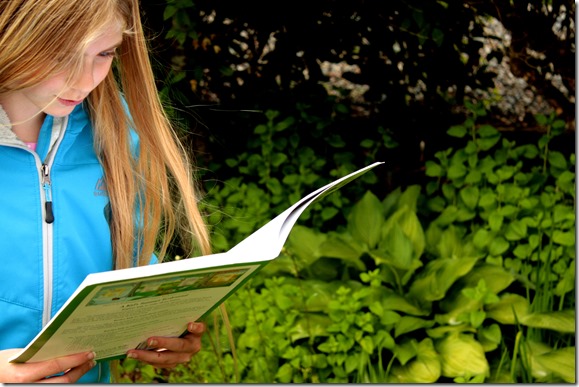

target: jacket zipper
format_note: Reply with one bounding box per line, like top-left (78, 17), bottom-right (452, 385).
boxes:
top-left (39, 116), bottom-right (68, 326)
top-left (42, 164), bottom-right (54, 223)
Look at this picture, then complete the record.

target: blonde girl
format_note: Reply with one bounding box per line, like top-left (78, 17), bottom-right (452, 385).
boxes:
top-left (0, 0), bottom-right (211, 382)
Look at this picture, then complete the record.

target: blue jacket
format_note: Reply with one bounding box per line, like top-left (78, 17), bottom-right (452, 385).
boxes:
top-left (0, 105), bottom-right (114, 382)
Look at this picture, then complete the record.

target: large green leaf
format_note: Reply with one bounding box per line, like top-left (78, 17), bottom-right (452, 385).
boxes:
top-left (377, 291), bottom-right (429, 316)
top-left (348, 191), bottom-right (384, 249)
top-left (485, 293), bottom-right (530, 324)
top-left (389, 338), bottom-right (441, 383)
top-left (318, 234), bottom-right (366, 271)
top-left (435, 333), bottom-right (489, 378)
top-left (394, 316), bottom-right (435, 337)
top-left (408, 257), bottom-right (478, 301)
top-left (520, 310), bottom-right (575, 333)
top-left (286, 225), bottom-right (326, 266)
top-left (533, 346), bottom-right (576, 383)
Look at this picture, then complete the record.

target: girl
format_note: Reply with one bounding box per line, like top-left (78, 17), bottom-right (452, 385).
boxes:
top-left (0, 0), bottom-right (211, 383)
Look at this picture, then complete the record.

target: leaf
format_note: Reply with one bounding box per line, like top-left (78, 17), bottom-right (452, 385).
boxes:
top-left (533, 346), bottom-right (576, 383)
top-left (485, 293), bottom-right (530, 324)
top-left (432, 28), bottom-right (444, 47)
top-left (389, 338), bottom-right (441, 383)
top-left (478, 124), bottom-right (499, 138)
top-left (459, 186), bottom-right (479, 209)
top-left (398, 185), bottom-right (421, 212)
top-left (477, 136), bottom-right (500, 151)
top-left (348, 191), bottom-right (384, 248)
top-left (478, 192), bottom-right (497, 209)
top-left (461, 263), bottom-right (515, 294)
top-left (408, 257), bottom-right (478, 301)
top-left (548, 151), bottom-right (568, 169)
top-left (275, 363), bottom-right (293, 383)
top-left (287, 314), bottom-right (333, 342)
top-left (393, 340), bottom-right (418, 366)
top-left (473, 228), bottom-right (492, 250)
top-left (504, 220), bottom-right (528, 241)
top-left (488, 211), bottom-right (503, 231)
top-left (448, 125), bottom-right (467, 138)
top-left (425, 161), bottom-right (443, 177)
top-left (488, 236), bottom-right (509, 256)
top-left (319, 234), bottom-right (366, 271)
top-left (448, 164), bottom-right (467, 179)
top-left (395, 316), bottom-right (435, 337)
top-left (551, 230), bottom-right (575, 246)
top-left (477, 324), bottom-right (501, 352)
top-left (379, 291), bottom-right (429, 316)
top-left (520, 310), bottom-right (575, 333)
top-left (436, 333), bottom-right (489, 378)
top-left (380, 223), bottom-right (414, 269)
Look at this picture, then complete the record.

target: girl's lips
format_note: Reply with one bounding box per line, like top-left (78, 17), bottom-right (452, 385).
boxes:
top-left (57, 98), bottom-right (83, 107)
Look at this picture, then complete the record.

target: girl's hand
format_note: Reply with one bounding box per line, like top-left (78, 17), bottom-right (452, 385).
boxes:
top-left (0, 349), bottom-right (96, 383)
top-left (125, 322), bottom-right (205, 369)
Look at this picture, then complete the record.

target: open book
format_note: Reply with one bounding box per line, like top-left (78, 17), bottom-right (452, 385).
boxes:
top-left (10, 162), bottom-right (384, 363)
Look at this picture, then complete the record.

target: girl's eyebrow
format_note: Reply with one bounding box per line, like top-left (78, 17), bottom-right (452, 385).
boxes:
top-left (85, 40), bottom-right (123, 56)
top-left (104, 41), bottom-right (123, 51)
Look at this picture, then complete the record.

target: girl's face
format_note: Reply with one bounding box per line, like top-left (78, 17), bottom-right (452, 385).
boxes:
top-left (8, 20), bottom-right (123, 119)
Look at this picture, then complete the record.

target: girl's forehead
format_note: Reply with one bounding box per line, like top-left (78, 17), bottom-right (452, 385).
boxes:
top-left (83, 19), bottom-right (125, 53)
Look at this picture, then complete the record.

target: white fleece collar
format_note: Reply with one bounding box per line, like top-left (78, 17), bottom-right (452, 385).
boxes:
top-left (0, 104), bottom-right (25, 146)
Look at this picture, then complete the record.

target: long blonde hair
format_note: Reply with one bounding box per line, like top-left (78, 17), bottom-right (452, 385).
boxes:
top-left (0, 0), bottom-right (211, 268)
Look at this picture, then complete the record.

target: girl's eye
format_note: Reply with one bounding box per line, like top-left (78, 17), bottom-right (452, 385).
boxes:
top-left (99, 50), bottom-right (117, 58)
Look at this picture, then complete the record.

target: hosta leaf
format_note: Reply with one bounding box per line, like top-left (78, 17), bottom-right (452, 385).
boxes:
top-left (287, 226), bottom-right (326, 265)
top-left (380, 292), bottom-right (429, 316)
top-left (520, 310), bottom-right (575, 333)
top-left (485, 293), bottom-right (530, 324)
top-left (408, 257), bottom-right (478, 301)
top-left (533, 346), bottom-right (576, 383)
top-left (398, 185), bottom-right (421, 212)
top-left (435, 333), bottom-right (489, 377)
top-left (395, 316), bottom-right (435, 337)
top-left (348, 191), bottom-right (384, 248)
top-left (377, 223), bottom-right (414, 269)
top-left (389, 338), bottom-right (441, 383)
top-left (319, 234), bottom-right (366, 271)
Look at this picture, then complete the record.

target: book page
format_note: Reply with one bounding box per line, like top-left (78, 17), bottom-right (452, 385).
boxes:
top-left (12, 263), bottom-right (263, 363)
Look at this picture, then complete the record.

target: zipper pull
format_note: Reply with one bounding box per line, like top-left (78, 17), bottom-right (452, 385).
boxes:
top-left (42, 164), bottom-right (54, 224)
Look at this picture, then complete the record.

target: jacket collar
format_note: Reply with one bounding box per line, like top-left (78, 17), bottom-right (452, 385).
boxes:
top-left (0, 104), bottom-right (24, 147)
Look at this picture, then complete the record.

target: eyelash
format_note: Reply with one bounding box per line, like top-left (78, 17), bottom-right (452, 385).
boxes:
top-left (99, 50), bottom-right (117, 58)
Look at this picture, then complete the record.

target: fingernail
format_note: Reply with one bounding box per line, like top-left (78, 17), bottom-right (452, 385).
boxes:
top-left (87, 351), bottom-right (96, 360)
top-left (189, 322), bottom-right (203, 332)
top-left (90, 360), bottom-right (97, 368)
top-left (148, 339), bottom-right (158, 347)
top-left (127, 352), bottom-right (138, 359)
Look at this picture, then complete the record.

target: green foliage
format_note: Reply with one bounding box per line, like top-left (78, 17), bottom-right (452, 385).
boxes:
top-left (201, 108), bottom-right (383, 252)
top-left (117, 103), bottom-right (574, 383)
